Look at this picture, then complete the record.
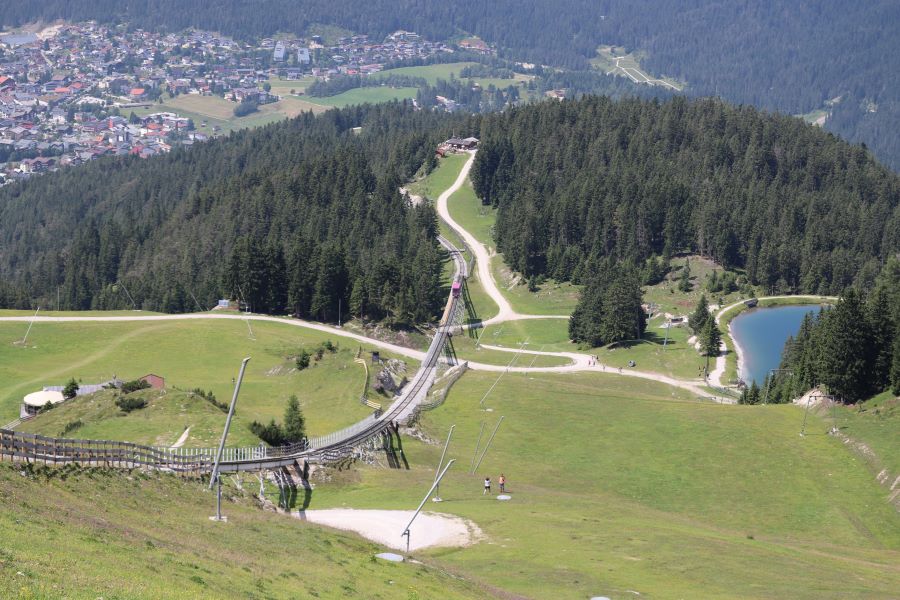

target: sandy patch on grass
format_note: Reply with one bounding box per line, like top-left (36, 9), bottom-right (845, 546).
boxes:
top-left (295, 508), bottom-right (482, 551)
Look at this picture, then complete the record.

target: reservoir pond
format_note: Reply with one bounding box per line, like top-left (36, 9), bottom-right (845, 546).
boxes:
top-left (730, 304), bottom-right (821, 385)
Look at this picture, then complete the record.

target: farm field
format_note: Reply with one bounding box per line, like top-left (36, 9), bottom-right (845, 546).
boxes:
top-left (130, 93), bottom-right (327, 136)
top-left (376, 61), bottom-right (533, 89)
top-left (303, 86), bottom-right (418, 107)
top-left (0, 318), bottom-right (413, 438)
top-left (308, 370), bottom-right (900, 599)
top-left (0, 464), bottom-right (484, 599)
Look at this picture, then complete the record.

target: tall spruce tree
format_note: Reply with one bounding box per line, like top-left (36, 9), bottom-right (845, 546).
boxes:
top-left (818, 290), bottom-right (875, 402)
top-left (689, 293), bottom-right (711, 333)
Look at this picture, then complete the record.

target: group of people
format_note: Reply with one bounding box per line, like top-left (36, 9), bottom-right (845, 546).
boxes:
top-left (483, 473), bottom-right (507, 495)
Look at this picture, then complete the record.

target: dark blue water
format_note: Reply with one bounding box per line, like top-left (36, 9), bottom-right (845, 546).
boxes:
top-left (730, 305), bottom-right (821, 385)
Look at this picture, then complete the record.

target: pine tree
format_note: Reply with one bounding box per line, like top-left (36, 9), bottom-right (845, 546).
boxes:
top-left (689, 293), bottom-right (711, 333)
top-left (700, 318), bottom-right (721, 357)
top-left (283, 395), bottom-right (305, 443)
top-left (62, 378), bottom-right (79, 400)
top-left (747, 380), bottom-right (761, 404)
top-left (891, 335), bottom-right (900, 396)
top-left (678, 259), bottom-right (692, 292)
top-left (818, 290), bottom-right (875, 402)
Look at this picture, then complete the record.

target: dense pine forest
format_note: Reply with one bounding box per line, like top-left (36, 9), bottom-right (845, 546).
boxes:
top-left (5, 1), bottom-right (899, 170)
top-left (763, 258), bottom-right (900, 404)
top-left (0, 103), bottom-right (476, 322)
top-left (471, 96), bottom-right (900, 296)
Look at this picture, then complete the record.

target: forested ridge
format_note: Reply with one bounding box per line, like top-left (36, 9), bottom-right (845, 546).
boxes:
top-left (0, 103), bottom-right (476, 322)
top-left (4, 1), bottom-right (899, 169)
top-left (472, 96), bottom-right (900, 295)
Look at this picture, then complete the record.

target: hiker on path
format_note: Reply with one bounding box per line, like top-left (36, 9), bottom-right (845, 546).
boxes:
top-left (499, 474), bottom-right (506, 493)
top-left (483, 476), bottom-right (491, 495)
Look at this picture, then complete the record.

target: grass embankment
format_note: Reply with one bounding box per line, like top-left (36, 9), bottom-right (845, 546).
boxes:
top-left (0, 464), bottom-right (484, 599)
top-left (825, 391), bottom-right (900, 477)
top-left (0, 318), bottom-right (413, 438)
top-left (310, 371), bottom-right (900, 599)
top-left (17, 388), bottom-right (261, 447)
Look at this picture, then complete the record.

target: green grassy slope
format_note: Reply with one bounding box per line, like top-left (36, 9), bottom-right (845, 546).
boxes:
top-left (0, 318), bottom-right (414, 436)
top-left (309, 371), bottom-right (900, 599)
top-left (0, 464), bottom-right (484, 599)
top-left (17, 389), bottom-right (262, 447)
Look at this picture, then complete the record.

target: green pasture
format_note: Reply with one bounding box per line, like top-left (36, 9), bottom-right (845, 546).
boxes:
top-left (451, 334), bottom-right (571, 368)
top-left (407, 152), bottom-right (469, 200)
top-left (375, 62), bottom-right (532, 90)
top-left (0, 318), bottom-right (413, 438)
top-left (129, 93), bottom-right (325, 137)
top-left (303, 86), bottom-right (418, 108)
top-left (0, 464), bottom-right (483, 599)
top-left (309, 370), bottom-right (900, 599)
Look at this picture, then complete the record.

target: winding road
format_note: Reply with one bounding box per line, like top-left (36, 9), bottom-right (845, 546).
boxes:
top-left (434, 151), bottom-right (569, 327)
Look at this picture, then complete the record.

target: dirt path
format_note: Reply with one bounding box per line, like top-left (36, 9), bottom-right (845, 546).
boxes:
top-left (436, 151), bottom-right (515, 322)
top-left (435, 151), bottom-right (568, 327)
top-left (476, 343), bottom-right (725, 401)
top-left (170, 427), bottom-right (191, 449)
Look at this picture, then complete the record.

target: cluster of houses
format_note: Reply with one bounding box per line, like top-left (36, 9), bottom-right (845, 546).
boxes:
top-left (0, 20), bottom-right (493, 182)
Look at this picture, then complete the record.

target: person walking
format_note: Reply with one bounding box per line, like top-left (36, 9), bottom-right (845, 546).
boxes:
top-left (498, 474), bottom-right (506, 493)
top-left (483, 476), bottom-right (491, 495)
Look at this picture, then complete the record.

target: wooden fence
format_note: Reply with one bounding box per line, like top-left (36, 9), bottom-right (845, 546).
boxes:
top-left (0, 428), bottom-right (214, 473)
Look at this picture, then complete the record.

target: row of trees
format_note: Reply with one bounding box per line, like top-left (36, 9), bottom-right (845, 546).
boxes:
top-left (766, 259), bottom-right (900, 404)
top-left (472, 96), bottom-right (900, 295)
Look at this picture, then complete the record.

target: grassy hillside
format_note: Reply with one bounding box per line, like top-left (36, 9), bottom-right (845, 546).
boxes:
top-left (17, 388), bottom-right (262, 447)
top-left (308, 371), bottom-right (900, 599)
top-left (0, 317), bottom-right (413, 437)
top-left (0, 464), bottom-right (484, 599)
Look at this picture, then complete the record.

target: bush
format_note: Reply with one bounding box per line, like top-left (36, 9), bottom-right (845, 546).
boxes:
top-left (62, 378), bottom-right (79, 400)
top-left (190, 388), bottom-right (227, 412)
top-left (115, 395), bottom-right (147, 412)
top-left (59, 420), bottom-right (83, 436)
top-left (121, 379), bottom-right (151, 394)
top-left (249, 419), bottom-right (285, 446)
top-left (233, 99), bottom-right (258, 117)
top-left (295, 349), bottom-right (311, 370)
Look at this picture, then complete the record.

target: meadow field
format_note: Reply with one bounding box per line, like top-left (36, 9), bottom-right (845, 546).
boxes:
top-left (0, 463), bottom-right (484, 599)
top-left (303, 86), bottom-right (419, 108)
top-left (130, 93), bottom-right (327, 136)
top-left (375, 61), bottom-right (534, 89)
top-left (0, 316), bottom-right (413, 440)
top-left (309, 370), bottom-right (900, 599)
